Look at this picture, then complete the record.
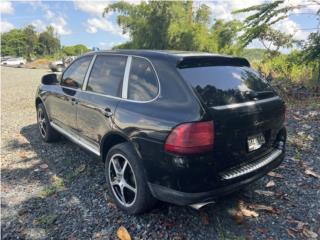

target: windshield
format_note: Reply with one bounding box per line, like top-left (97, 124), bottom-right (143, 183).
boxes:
top-left (178, 66), bottom-right (275, 107)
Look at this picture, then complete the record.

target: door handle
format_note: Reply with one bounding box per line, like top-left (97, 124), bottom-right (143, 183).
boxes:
top-left (104, 108), bottom-right (113, 117)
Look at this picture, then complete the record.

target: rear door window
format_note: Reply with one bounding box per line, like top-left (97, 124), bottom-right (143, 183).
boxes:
top-left (86, 55), bottom-right (127, 97)
top-left (61, 56), bottom-right (92, 89)
top-left (178, 66), bottom-right (275, 107)
top-left (127, 57), bottom-right (159, 101)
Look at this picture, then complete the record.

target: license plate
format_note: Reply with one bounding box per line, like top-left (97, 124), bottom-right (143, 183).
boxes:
top-left (247, 133), bottom-right (266, 152)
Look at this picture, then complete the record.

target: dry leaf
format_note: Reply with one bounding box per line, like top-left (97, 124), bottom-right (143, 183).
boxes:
top-left (233, 211), bottom-right (244, 224)
top-left (268, 171), bottom-right (284, 178)
top-left (287, 229), bottom-right (296, 238)
top-left (172, 237), bottom-right (183, 240)
top-left (304, 168), bottom-right (320, 179)
top-left (257, 228), bottom-right (267, 234)
top-left (266, 180), bottom-right (276, 188)
top-left (302, 228), bottom-right (318, 239)
top-left (40, 164), bottom-right (48, 169)
top-left (254, 190), bottom-right (275, 196)
top-left (107, 201), bottom-right (117, 209)
top-left (117, 226), bottom-right (131, 240)
top-left (76, 164), bottom-right (86, 173)
top-left (200, 211), bottom-right (209, 225)
top-left (19, 152), bottom-right (28, 159)
top-left (240, 207), bottom-right (258, 218)
top-left (249, 204), bottom-right (277, 214)
top-left (94, 232), bottom-right (102, 240)
top-left (238, 200), bottom-right (259, 218)
top-left (295, 221), bottom-right (308, 230)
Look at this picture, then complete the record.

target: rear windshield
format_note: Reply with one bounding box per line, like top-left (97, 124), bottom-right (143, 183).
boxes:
top-left (178, 66), bottom-right (275, 107)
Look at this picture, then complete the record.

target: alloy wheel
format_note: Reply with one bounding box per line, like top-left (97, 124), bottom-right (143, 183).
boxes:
top-left (37, 108), bottom-right (46, 138)
top-left (108, 153), bottom-right (137, 207)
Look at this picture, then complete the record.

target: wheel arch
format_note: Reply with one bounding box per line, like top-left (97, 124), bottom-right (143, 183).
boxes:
top-left (100, 131), bottom-right (132, 162)
top-left (35, 97), bottom-right (43, 107)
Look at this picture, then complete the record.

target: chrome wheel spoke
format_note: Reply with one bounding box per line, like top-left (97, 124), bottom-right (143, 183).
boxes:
top-left (121, 159), bottom-right (128, 174)
top-left (123, 181), bottom-right (136, 193)
top-left (111, 179), bottom-right (119, 186)
top-left (108, 153), bottom-right (137, 207)
top-left (38, 109), bottom-right (46, 137)
top-left (111, 157), bottom-right (121, 174)
top-left (119, 185), bottom-right (126, 203)
top-left (40, 124), bottom-right (45, 133)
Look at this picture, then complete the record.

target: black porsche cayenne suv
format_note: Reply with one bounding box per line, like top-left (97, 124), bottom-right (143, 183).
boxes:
top-left (35, 50), bottom-right (286, 214)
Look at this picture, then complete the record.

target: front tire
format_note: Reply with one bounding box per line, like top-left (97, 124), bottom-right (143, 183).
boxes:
top-left (105, 142), bottom-right (157, 214)
top-left (37, 103), bottom-right (60, 142)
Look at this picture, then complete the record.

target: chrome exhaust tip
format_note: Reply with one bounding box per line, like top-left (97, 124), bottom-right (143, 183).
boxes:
top-left (189, 201), bottom-right (215, 210)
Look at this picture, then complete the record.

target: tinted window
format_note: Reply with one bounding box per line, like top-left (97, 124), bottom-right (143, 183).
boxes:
top-left (86, 55), bottom-right (127, 97)
top-left (128, 57), bottom-right (158, 101)
top-left (179, 66), bottom-right (275, 107)
top-left (61, 56), bottom-right (92, 88)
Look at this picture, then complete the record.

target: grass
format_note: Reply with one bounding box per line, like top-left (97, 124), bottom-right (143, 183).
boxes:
top-left (39, 175), bottom-right (66, 198)
top-left (64, 164), bottom-right (86, 182)
top-left (34, 214), bottom-right (57, 226)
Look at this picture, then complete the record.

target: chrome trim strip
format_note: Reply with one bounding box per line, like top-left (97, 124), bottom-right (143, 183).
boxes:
top-left (50, 122), bottom-right (100, 156)
top-left (122, 56), bottom-right (132, 99)
top-left (219, 149), bottom-right (282, 180)
top-left (82, 54), bottom-right (97, 91)
top-left (212, 96), bottom-right (280, 110)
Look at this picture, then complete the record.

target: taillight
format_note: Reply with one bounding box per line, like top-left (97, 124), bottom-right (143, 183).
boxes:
top-left (164, 121), bottom-right (214, 155)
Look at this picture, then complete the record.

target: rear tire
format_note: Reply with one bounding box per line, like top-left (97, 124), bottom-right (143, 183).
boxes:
top-left (105, 142), bottom-right (157, 214)
top-left (36, 103), bottom-right (60, 142)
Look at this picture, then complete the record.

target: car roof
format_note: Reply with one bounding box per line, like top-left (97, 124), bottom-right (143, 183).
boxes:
top-left (84, 49), bottom-right (250, 67)
top-left (87, 49), bottom-right (228, 59)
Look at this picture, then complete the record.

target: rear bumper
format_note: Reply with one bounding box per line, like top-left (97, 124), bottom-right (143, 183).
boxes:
top-left (148, 148), bottom-right (285, 205)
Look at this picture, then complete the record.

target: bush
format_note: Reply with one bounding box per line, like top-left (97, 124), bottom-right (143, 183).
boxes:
top-left (251, 51), bottom-right (319, 88)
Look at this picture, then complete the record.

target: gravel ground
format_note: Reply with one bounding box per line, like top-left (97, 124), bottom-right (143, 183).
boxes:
top-left (1, 66), bottom-right (320, 240)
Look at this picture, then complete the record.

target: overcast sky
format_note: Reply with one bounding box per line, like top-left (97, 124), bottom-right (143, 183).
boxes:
top-left (1, 0), bottom-right (319, 50)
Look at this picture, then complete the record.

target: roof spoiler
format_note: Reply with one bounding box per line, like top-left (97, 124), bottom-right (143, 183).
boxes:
top-left (177, 56), bottom-right (250, 69)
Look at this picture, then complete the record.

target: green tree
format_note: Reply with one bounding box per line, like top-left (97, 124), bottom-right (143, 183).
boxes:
top-left (104, 1), bottom-right (243, 54)
top-left (1, 29), bottom-right (27, 57)
top-left (303, 32), bottom-right (320, 62)
top-left (62, 44), bottom-right (90, 56)
top-left (233, 0), bottom-right (319, 51)
top-left (23, 25), bottom-right (38, 60)
top-left (303, 32), bottom-right (320, 84)
top-left (209, 19), bottom-right (243, 54)
top-left (37, 26), bottom-right (61, 55)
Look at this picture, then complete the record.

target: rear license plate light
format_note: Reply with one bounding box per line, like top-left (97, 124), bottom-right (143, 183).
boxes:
top-left (247, 133), bottom-right (266, 152)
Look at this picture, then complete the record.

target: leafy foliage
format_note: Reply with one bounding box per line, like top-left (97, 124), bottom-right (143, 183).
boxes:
top-left (1, 26), bottom-right (91, 60)
top-left (1, 25), bottom-right (61, 59)
top-left (62, 44), bottom-right (90, 56)
top-left (234, 0), bottom-right (320, 60)
top-left (252, 50), bottom-right (318, 86)
top-left (234, 0), bottom-right (320, 84)
top-left (37, 26), bottom-right (61, 56)
top-left (257, 25), bottom-right (293, 56)
top-left (303, 32), bottom-right (320, 62)
top-left (241, 48), bottom-right (267, 61)
top-left (105, 1), bottom-right (242, 54)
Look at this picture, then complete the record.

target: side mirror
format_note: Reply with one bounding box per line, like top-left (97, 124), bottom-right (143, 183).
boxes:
top-left (41, 74), bottom-right (58, 85)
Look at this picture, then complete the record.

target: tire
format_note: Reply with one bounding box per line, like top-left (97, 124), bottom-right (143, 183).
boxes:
top-left (36, 103), bottom-right (60, 142)
top-left (105, 142), bottom-right (157, 214)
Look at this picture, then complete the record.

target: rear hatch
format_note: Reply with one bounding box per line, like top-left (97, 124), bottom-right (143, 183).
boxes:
top-left (178, 57), bottom-right (285, 171)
